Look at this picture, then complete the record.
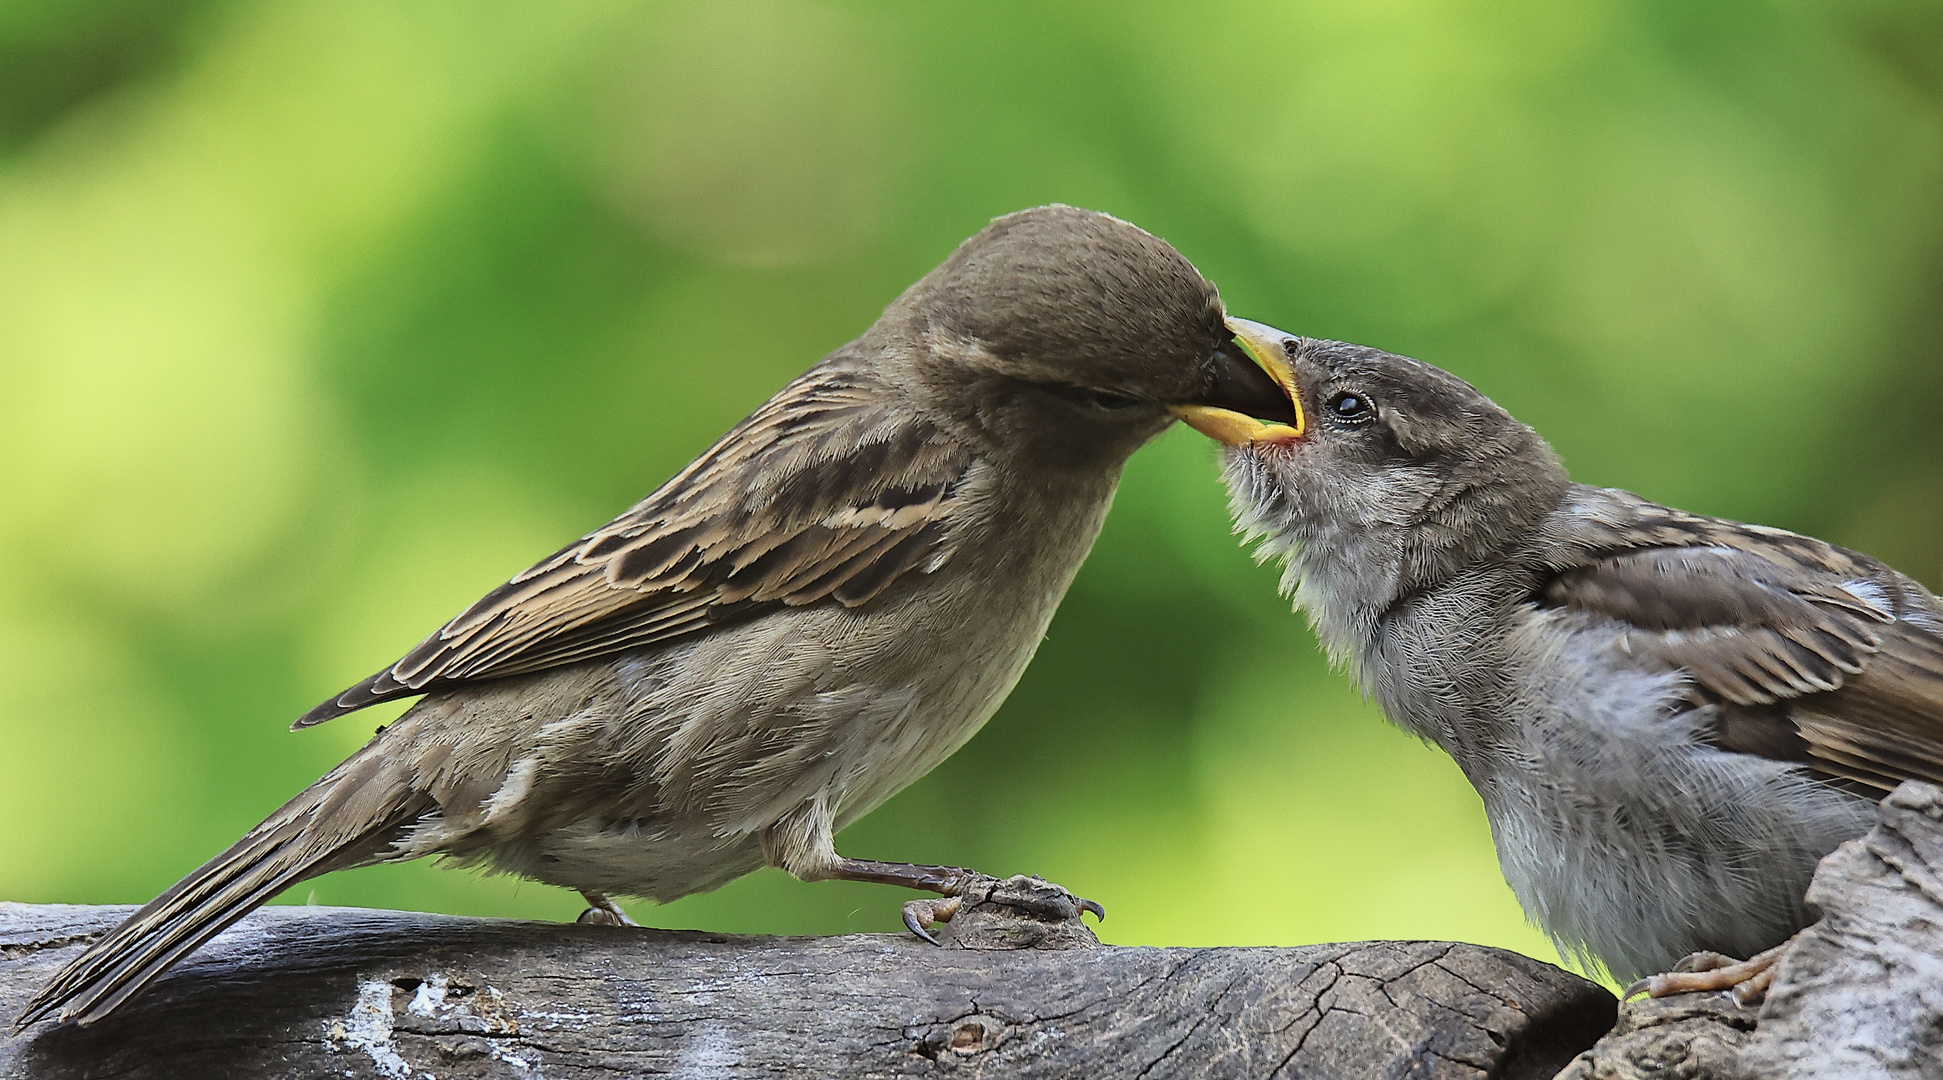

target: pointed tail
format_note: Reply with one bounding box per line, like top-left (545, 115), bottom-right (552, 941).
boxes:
top-left (13, 750), bottom-right (429, 1030)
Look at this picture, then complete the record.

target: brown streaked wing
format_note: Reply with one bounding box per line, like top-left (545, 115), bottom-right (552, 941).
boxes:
top-left (1542, 502), bottom-right (1943, 791)
top-left (294, 370), bottom-right (974, 728)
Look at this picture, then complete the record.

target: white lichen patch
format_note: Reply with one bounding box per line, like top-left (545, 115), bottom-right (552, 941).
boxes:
top-left (325, 978), bottom-right (412, 1079)
top-left (407, 973), bottom-right (449, 1018)
top-left (322, 969), bottom-right (529, 1077)
top-left (491, 1044), bottom-right (542, 1074)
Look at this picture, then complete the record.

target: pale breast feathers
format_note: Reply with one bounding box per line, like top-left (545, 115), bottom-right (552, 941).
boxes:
top-left (297, 372), bottom-right (974, 728)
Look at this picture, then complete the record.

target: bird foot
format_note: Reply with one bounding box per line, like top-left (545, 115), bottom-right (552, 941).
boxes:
top-left (823, 858), bottom-right (1102, 948)
top-left (575, 891), bottom-right (638, 927)
top-left (1624, 942), bottom-right (1788, 1003)
top-left (915, 873), bottom-right (1105, 951)
top-left (902, 895), bottom-right (963, 944)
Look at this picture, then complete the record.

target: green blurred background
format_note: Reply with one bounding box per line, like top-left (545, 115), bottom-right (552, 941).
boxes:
top-left (3, 0), bottom-right (1941, 985)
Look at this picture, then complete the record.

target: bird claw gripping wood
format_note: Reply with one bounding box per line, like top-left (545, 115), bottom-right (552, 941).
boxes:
top-left (901, 873), bottom-right (1105, 947)
top-left (1624, 943), bottom-right (1788, 1003)
top-left (903, 896), bottom-right (964, 944)
top-left (574, 891), bottom-right (638, 927)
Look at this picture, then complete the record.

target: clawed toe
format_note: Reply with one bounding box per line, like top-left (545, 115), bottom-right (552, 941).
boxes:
top-left (1670, 950), bottom-right (1735, 974)
top-left (821, 858), bottom-right (1102, 945)
top-left (576, 891), bottom-right (638, 927)
top-left (895, 877), bottom-right (1101, 945)
top-left (903, 896), bottom-right (963, 945)
top-left (1624, 943), bottom-right (1787, 1002)
top-left (991, 876), bottom-right (1103, 924)
top-left (1730, 960), bottom-right (1780, 1004)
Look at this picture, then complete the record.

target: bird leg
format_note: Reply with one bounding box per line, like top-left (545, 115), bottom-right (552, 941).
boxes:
top-left (823, 858), bottom-right (1105, 945)
top-left (1624, 941), bottom-right (1790, 1003)
top-left (575, 890), bottom-right (638, 927)
top-left (763, 805), bottom-right (1101, 944)
top-left (824, 858), bottom-right (977, 944)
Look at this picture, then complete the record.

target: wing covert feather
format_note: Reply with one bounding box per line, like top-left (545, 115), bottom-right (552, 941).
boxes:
top-left (1541, 491), bottom-right (1943, 791)
top-left (297, 370), bottom-right (974, 728)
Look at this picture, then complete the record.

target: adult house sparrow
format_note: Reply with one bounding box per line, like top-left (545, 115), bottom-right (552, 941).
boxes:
top-left (1179, 324), bottom-right (1942, 1000)
top-left (16, 206), bottom-right (1302, 1030)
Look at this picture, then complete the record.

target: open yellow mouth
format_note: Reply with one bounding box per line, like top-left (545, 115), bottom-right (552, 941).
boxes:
top-left (1168, 318), bottom-right (1304, 446)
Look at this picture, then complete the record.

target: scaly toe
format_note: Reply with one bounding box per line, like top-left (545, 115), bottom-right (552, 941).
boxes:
top-left (903, 895), bottom-right (963, 945)
top-left (575, 892), bottom-right (639, 927)
top-left (577, 907), bottom-right (636, 926)
top-left (1624, 945), bottom-right (1785, 1001)
top-left (1731, 959), bottom-right (1780, 1004)
top-left (1671, 950), bottom-right (1735, 974)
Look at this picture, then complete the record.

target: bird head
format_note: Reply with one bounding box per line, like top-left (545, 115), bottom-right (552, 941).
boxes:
top-left (878, 205), bottom-right (1301, 471)
top-left (1178, 326), bottom-right (1569, 645)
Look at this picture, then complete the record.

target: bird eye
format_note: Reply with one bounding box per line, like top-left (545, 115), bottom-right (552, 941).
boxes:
top-left (1326, 390), bottom-right (1375, 425)
top-left (1042, 383), bottom-right (1143, 410)
top-left (1079, 388), bottom-right (1142, 410)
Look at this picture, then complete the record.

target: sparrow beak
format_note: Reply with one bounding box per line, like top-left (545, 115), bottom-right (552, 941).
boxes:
top-left (1168, 318), bottom-right (1306, 445)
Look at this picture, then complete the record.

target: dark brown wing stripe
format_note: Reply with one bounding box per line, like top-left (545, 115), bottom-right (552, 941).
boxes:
top-left (294, 369), bottom-right (975, 729)
top-left (1541, 491), bottom-right (1943, 793)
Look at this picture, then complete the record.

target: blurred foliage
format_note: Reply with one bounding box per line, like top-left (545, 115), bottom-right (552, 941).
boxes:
top-left (3, 0), bottom-right (1941, 985)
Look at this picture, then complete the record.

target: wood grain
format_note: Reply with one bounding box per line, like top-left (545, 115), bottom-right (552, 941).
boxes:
top-left (2, 879), bottom-right (1614, 1079)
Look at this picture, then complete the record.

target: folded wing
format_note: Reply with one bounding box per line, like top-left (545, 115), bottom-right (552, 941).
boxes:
top-left (1540, 492), bottom-right (1943, 791)
top-left (298, 368), bottom-right (975, 728)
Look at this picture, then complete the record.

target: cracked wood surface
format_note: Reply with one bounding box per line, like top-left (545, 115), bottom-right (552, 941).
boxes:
top-left (0, 881), bottom-right (1615, 1080)
top-left (1558, 781), bottom-right (1943, 1080)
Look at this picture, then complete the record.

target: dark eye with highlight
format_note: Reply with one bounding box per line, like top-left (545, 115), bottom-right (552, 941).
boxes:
top-left (1326, 390), bottom-right (1375, 425)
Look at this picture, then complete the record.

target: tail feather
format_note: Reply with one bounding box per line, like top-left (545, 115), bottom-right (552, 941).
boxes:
top-left (14, 755), bottom-right (429, 1030)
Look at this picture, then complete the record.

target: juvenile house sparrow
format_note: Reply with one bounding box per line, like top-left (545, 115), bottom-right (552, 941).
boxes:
top-left (1178, 325), bottom-right (1943, 999)
top-left (16, 206), bottom-right (1301, 1030)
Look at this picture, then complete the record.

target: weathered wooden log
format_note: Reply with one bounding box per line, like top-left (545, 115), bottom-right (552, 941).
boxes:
top-left (1, 876), bottom-right (1615, 1079)
top-left (19, 774), bottom-right (1943, 1080)
top-left (1558, 781), bottom-right (1943, 1080)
